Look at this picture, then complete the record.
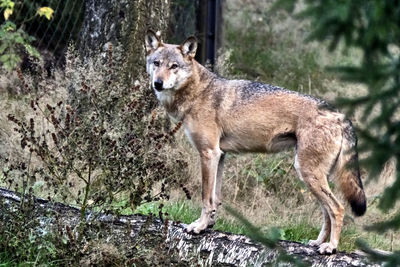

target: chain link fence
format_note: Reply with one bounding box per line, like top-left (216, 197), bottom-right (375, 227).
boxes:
top-left (1, 0), bottom-right (224, 73)
top-left (0, 0), bottom-right (84, 70)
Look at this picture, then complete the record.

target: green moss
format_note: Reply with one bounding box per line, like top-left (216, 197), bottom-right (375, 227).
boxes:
top-left (278, 220), bottom-right (391, 252)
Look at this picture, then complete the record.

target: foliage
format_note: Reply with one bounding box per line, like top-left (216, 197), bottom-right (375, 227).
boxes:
top-left (0, 21), bottom-right (39, 71)
top-left (136, 200), bottom-right (249, 235)
top-left (356, 240), bottom-right (400, 266)
top-left (0, 46), bottom-right (188, 263)
top-left (37, 6), bottom-right (54, 20)
top-left (0, 0), bottom-right (54, 71)
top-left (239, 153), bottom-right (303, 200)
top-left (136, 199), bottom-right (390, 252)
top-left (6, 45), bottom-right (187, 215)
top-left (274, 0), bottom-right (400, 263)
top-left (7, 0), bottom-right (83, 55)
top-left (279, 221), bottom-right (388, 252)
top-left (0, 194), bottom-right (73, 265)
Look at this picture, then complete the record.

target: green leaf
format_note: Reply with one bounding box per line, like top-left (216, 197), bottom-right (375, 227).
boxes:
top-left (24, 43), bottom-right (40, 58)
top-left (1, 21), bottom-right (16, 32)
top-left (0, 53), bottom-right (9, 62)
top-left (0, 0), bottom-right (14, 9)
top-left (0, 43), bottom-right (7, 53)
top-left (1, 52), bottom-right (20, 71)
top-left (14, 35), bottom-right (23, 44)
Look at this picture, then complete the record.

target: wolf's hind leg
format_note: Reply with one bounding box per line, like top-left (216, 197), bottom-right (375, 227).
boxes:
top-left (308, 204), bottom-right (331, 246)
top-left (318, 187), bottom-right (344, 254)
top-left (295, 154), bottom-right (332, 247)
top-left (296, 117), bottom-right (344, 254)
top-left (300, 169), bottom-right (344, 254)
top-left (301, 169), bottom-right (344, 254)
top-left (296, 146), bottom-right (344, 253)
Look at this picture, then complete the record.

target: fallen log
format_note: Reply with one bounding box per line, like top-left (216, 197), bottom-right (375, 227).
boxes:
top-left (0, 187), bottom-right (380, 266)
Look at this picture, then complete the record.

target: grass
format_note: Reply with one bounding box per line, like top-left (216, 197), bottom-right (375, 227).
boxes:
top-left (133, 199), bottom-right (391, 252)
top-left (225, 28), bottom-right (326, 93)
top-left (0, 252), bottom-right (14, 267)
top-left (0, 238), bottom-right (62, 267)
top-left (135, 200), bottom-right (248, 235)
top-left (277, 221), bottom-right (386, 252)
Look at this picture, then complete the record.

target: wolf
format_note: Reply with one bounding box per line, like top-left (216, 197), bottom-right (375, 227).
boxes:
top-left (144, 30), bottom-right (366, 254)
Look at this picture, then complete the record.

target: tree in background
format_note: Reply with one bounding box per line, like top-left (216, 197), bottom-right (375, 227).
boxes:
top-left (275, 0), bottom-right (400, 264)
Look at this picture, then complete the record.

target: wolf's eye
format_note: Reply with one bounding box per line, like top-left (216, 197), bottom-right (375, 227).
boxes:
top-left (170, 63), bottom-right (179, 70)
top-left (153, 61), bottom-right (160, 67)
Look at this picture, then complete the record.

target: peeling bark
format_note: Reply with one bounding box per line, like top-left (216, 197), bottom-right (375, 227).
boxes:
top-left (0, 187), bottom-right (380, 266)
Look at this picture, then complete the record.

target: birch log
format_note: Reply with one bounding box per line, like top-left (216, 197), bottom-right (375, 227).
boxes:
top-left (0, 187), bottom-right (380, 266)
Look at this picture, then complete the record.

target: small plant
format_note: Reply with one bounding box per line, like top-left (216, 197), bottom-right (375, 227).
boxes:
top-left (0, 0), bottom-right (55, 71)
top-left (0, 45), bottom-right (189, 263)
top-left (239, 153), bottom-right (304, 202)
top-left (0, 21), bottom-right (40, 71)
top-left (0, 191), bottom-right (72, 264)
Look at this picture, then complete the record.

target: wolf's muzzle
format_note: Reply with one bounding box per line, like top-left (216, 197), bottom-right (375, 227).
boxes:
top-left (154, 79), bottom-right (164, 91)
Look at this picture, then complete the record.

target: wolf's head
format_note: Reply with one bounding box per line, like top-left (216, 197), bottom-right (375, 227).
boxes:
top-left (145, 30), bottom-right (197, 101)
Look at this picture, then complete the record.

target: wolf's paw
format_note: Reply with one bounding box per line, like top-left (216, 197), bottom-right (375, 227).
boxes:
top-left (308, 239), bottom-right (322, 247)
top-left (186, 219), bottom-right (208, 234)
top-left (318, 242), bottom-right (337, 255)
top-left (207, 213), bottom-right (217, 228)
top-left (207, 221), bottom-right (216, 229)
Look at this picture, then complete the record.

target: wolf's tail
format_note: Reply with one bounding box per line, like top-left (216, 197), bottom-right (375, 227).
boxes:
top-left (336, 119), bottom-right (366, 216)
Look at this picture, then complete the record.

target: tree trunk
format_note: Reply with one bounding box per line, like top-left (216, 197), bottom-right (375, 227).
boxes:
top-left (0, 187), bottom-right (381, 266)
top-left (77, 0), bottom-right (171, 81)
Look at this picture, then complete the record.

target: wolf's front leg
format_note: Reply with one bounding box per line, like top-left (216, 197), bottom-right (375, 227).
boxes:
top-left (186, 148), bottom-right (222, 234)
top-left (208, 154), bottom-right (225, 227)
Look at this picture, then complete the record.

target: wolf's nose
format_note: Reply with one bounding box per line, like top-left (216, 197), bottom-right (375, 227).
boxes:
top-left (154, 79), bottom-right (164, 91)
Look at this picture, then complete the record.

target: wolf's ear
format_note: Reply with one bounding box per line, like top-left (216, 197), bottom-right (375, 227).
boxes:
top-left (180, 36), bottom-right (197, 59)
top-left (145, 30), bottom-right (162, 53)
